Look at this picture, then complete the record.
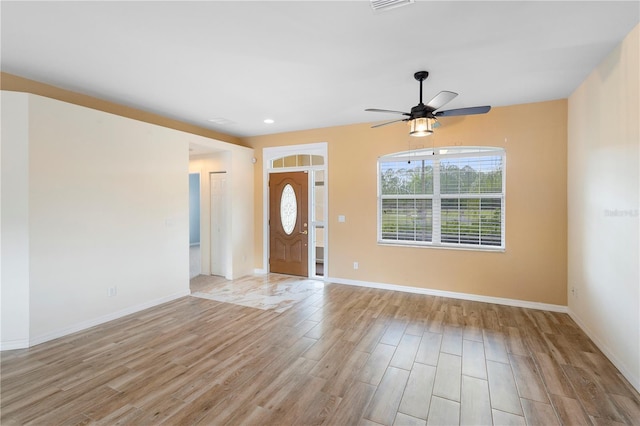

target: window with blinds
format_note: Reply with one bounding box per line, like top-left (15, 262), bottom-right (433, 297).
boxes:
top-left (378, 147), bottom-right (505, 250)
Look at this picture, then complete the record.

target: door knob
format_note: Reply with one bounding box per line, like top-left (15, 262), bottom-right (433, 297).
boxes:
top-left (300, 230), bottom-right (308, 235)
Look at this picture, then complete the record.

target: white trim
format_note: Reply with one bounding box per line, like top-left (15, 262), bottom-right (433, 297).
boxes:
top-left (0, 339), bottom-right (30, 351)
top-left (263, 142), bottom-right (328, 161)
top-left (377, 146), bottom-right (505, 251)
top-left (380, 146), bottom-right (505, 161)
top-left (27, 290), bottom-right (190, 348)
top-left (262, 143), bottom-right (328, 279)
top-left (254, 268), bottom-right (268, 275)
top-left (568, 308), bottom-right (640, 393)
top-left (376, 241), bottom-right (506, 253)
top-left (326, 276), bottom-right (567, 313)
top-left (433, 158), bottom-right (441, 244)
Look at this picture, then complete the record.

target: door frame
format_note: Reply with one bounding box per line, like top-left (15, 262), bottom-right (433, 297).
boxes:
top-left (262, 142), bottom-right (328, 279)
top-left (189, 172), bottom-right (201, 279)
top-left (188, 172), bottom-right (201, 248)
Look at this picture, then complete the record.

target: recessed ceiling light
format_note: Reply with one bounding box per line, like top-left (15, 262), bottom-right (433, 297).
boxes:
top-left (264, 118), bottom-right (275, 124)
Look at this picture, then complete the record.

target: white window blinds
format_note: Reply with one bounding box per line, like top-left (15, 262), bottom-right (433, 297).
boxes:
top-left (378, 147), bottom-right (505, 250)
top-left (380, 159), bottom-right (433, 242)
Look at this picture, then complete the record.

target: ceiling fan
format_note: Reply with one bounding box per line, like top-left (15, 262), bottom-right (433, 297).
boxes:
top-left (366, 71), bottom-right (491, 136)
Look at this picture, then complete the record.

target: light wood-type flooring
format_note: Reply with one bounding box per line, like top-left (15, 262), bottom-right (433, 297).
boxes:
top-left (2, 275), bottom-right (639, 425)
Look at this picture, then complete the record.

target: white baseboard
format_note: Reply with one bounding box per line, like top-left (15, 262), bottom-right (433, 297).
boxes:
top-left (27, 290), bottom-right (190, 348)
top-left (254, 268), bottom-right (267, 275)
top-left (326, 276), bottom-right (568, 313)
top-left (0, 338), bottom-right (30, 351)
top-left (568, 308), bottom-right (640, 393)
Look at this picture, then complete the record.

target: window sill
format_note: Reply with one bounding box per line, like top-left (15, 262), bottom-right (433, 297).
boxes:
top-left (377, 240), bottom-right (505, 253)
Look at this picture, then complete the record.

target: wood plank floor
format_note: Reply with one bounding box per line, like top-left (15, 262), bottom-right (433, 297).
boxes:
top-left (2, 275), bottom-right (639, 425)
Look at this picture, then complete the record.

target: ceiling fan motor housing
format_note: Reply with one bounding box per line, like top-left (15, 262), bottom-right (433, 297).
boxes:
top-left (410, 104), bottom-right (435, 119)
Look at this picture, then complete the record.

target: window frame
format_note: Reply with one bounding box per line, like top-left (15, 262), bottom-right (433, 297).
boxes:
top-left (377, 146), bottom-right (506, 251)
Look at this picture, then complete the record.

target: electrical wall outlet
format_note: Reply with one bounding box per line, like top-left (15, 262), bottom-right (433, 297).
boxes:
top-left (108, 286), bottom-right (117, 297)
top-left (353, 261), bottom-right (359, 270)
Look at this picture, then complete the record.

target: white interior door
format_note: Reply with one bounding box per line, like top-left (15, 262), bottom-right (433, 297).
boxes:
top-left (210, 172), bottom-right (227, 277)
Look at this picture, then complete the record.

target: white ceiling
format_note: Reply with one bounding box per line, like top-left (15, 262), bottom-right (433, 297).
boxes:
top-left (2, 1), bottom-right (638, 139)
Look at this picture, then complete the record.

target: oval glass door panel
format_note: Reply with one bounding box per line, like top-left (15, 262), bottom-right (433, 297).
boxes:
top-left (280, 183), bottom-right (297, 235)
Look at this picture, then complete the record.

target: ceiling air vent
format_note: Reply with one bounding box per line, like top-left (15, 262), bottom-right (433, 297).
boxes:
top-left (206, 117), bottom-right (236, 126)
top-left (370, 0), bottom-right (414, 12)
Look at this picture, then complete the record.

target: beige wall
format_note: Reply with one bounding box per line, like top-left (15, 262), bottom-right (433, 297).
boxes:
top-left (0, 72), bottom-right (244, 147)
top-left (0, 92), bottom-right (191, 344)
top-left (190, 153), bottom-right (231, 276)
top-left (568, 24), bottom-right (639, 391)
top-left (1, 92), bottom-right (31, 348)
top-left (189, 149), bottom-right (256, 280)
top-left (1, 91), bottom-right (254, 349)
top-left (244, 99), bottom-right (568, 305)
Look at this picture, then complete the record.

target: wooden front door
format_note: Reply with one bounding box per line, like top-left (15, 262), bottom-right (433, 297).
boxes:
top-left (269, 171), bottom-right (308, 276)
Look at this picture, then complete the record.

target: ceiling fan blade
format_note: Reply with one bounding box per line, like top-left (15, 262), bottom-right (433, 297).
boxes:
top-left (365, 108), bottom-right (410, 116)
top-left (426, 91), bottom-right (458, 110)
top-left (371, 119), bottom-right (406, 128)
top-left (435, 106), bottom-right (491, 117)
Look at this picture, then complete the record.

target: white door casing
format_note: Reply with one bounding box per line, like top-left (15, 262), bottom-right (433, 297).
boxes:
top-left (262, 142), bottom-right (328, 278)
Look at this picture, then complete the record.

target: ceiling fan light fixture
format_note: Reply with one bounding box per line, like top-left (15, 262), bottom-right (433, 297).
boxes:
top-left (409, 117), bottom-right (434, 137)
top-left (366, 71), bottom-right (491, 133)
